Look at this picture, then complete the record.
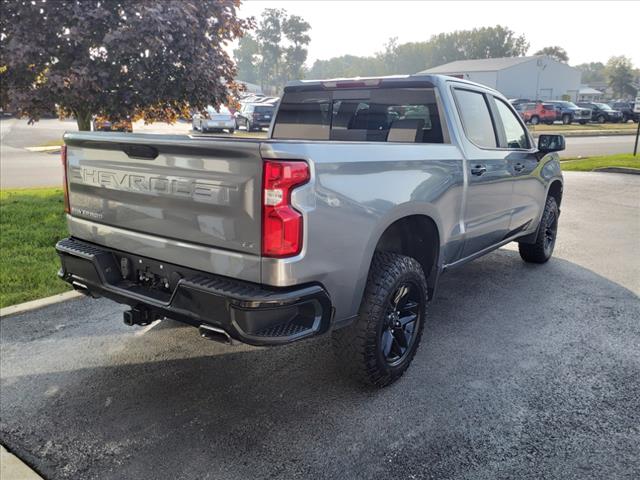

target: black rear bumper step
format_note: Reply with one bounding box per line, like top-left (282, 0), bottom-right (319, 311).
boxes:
top-left (56, 238), bottom-right (333, 346)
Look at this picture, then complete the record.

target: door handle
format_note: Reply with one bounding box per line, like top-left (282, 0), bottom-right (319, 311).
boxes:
top-left (471, 165), bottom-right (487, 176)
top-left (513, 162), bottom-right (525, 172)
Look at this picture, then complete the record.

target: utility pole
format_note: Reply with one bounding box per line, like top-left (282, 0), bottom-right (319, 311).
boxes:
top-left (634, 96), bottom-right (640, 156)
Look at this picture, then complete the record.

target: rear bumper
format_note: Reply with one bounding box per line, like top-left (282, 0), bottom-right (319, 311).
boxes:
top-left (56, 238), bottom-right (333, 346)
top-left (251, 119), bottom-right (272, 127)
top-left (203, 120), bottom-right (235, 130)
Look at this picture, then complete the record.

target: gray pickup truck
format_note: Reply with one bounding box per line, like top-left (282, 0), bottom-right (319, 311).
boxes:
top-left (56, 74), bottom-right (564, 387)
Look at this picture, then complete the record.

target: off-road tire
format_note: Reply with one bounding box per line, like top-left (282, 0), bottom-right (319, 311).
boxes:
top-left (519, 196), bottom-right (559, 264)
top-left (332, 252), bottom-right (427, 388)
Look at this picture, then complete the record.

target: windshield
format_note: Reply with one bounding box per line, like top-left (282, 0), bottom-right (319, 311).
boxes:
top-left (594, 103), bottom-right (612, 110)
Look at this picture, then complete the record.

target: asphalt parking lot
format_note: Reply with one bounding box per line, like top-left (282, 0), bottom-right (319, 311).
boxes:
top-left (1, 172), bottom-right (639, 479)
top-left (1, 117), bottom-right (638, 188)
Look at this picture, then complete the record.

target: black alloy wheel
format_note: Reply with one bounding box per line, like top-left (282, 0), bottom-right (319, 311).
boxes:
top-left (332, 252), bottom-right (427, 387)
top-left (519, 196), bottom-right (559, 264)
top-left (543, 204), bottom-right (558, 257)
top-left (380, 282), bottom-right (422, 366)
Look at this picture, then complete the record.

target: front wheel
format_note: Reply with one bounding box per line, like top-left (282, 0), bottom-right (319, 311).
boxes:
top-left (562, 114), bottom-right (571, 125)
top-left (597, 115), bottom-right (606, 124)
top-left (332, 252), bottom-right (427, 388)
top-left (530, 115), bottom-right (540, 125)
top-left (519, 196), bottom-right (559, 264)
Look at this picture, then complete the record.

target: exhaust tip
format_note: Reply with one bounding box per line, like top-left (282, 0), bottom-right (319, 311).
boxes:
top-left (199, 325), bottom-right (233, 345)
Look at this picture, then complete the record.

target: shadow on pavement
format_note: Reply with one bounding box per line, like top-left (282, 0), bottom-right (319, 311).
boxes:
top-left (1, 249), bottom-right (638, 480)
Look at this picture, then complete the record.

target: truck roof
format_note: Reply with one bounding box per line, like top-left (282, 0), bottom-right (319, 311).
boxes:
top-left (284, 73), bottom-right (499, 94)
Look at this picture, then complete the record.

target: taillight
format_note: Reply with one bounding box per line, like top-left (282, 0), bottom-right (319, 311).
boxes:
top-left (262, 159), bottom-right (310, 257)
top-left (61, 144), bottom-right (70, 214)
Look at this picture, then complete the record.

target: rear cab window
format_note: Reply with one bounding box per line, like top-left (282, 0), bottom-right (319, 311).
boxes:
top-left (254, 105), bottom-right (275, 114)
top-left (272, 87), bottom-right (448, 143)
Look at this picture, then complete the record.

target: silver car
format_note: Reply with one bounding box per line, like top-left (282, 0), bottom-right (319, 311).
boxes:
top-left (192, 105), bottom-right (236, 133)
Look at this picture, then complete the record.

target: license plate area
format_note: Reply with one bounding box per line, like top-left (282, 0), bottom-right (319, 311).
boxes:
top-left (112, 253), bottom-right (184, 303)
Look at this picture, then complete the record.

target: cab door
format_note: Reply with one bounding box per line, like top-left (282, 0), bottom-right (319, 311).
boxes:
top-left (452, 88), bottom-right (514, 258)
top-left (489, 96), bottom-right (544, 234)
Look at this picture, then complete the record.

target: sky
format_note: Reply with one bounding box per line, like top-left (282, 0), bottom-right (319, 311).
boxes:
top-left (237, 1), bottom-right (640, 67)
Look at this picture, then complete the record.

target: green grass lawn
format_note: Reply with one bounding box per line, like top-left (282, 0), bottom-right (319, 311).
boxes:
top-left (561, 153), bottom-right (640, 172)
top-left (0, 188), bottom-right (71, 308)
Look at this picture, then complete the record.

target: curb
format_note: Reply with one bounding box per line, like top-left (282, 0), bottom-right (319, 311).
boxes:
top-left (594, 167), bottom-right (640, 175)
top-left (25, 146), bottom-right (62, 153)
top-left (1, 445), bottom-right (43, 480)
top-left (0, 290), bottom-right (82, 318)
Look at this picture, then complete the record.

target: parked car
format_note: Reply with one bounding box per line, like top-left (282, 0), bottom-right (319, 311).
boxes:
top-left (57, 74), bottom-right (564, 387)
top-left (509, 98), bottom-right (532, 107)
top-left (235, 102), bottom-right (277, 131)
top-left (608, 101), bottom-right (639, 123)
top-left (92, 116), bottom-right (133, 132)
top-left (576, 102), bottom-right (623, 123)
top-left (545, 101), bottom-right (591, 125)
top-left (192, 105), bottom-right (235, 133)
top-left (515, 102), bottom-right (557, 125)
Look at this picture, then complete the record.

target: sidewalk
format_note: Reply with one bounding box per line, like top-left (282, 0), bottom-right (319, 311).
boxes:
top-left (1, 446), bottom-right (43, 480)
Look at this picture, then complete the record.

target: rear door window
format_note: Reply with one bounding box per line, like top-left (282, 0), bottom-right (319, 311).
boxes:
top-left (453, 89), bottom-right (497, 148)
top-left (272, 88), bottom-right (446, 143)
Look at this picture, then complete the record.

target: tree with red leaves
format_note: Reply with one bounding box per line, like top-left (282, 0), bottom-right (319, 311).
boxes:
top-left (0, 0), bottom-right (252, 130)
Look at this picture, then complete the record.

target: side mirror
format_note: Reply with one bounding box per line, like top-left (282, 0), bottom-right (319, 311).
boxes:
top-left (538, 134), bottom-right (565, 153)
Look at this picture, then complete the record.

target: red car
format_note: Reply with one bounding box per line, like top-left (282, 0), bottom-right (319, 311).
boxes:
top-left (515, 102), bottom-right (557, 125)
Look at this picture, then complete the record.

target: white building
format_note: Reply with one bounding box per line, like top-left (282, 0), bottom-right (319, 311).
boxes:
top-left (576, 87), bottom-right (603, 102)
top-left (419, 55), bottom-right (581, 101)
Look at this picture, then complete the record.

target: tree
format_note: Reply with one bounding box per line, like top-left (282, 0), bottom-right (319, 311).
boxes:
top-left (307, 25), bottom-right (528, 79)
top-left (535, 46), bottom-right (569, 63)
top-left (247, 9), bottom-right (311, 93)
top-left (234, 34), bottom-right (260, 85)
top-left (576, 62), bottom-right (606, 84)
top-left (0, 0), bottom-right (252, 130)
top-left (454, 25), bottom-right (529, 59)
top-left (606, 56), bottom-right (637, 98)
top-left (256, 8), bottom-right (285, 93)
top-left (282, 15), bottom-right (311, 81)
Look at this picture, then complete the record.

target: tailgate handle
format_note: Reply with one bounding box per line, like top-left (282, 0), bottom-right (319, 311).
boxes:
top-left (121, 144), bottom-right (158, 160)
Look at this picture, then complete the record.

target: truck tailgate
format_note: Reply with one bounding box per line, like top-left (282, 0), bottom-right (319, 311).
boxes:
top-left (64, 133), bottom-right (263, 256)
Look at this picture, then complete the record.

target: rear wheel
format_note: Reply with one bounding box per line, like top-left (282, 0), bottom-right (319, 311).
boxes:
top-left (562, 114), bottom-right (571, 125)
top-left (530, 115), bottom-right (540, 125)
top-left (332, 252), bottom-right (427, 388)
top-left (519, 196), bottom-right (559, 264)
